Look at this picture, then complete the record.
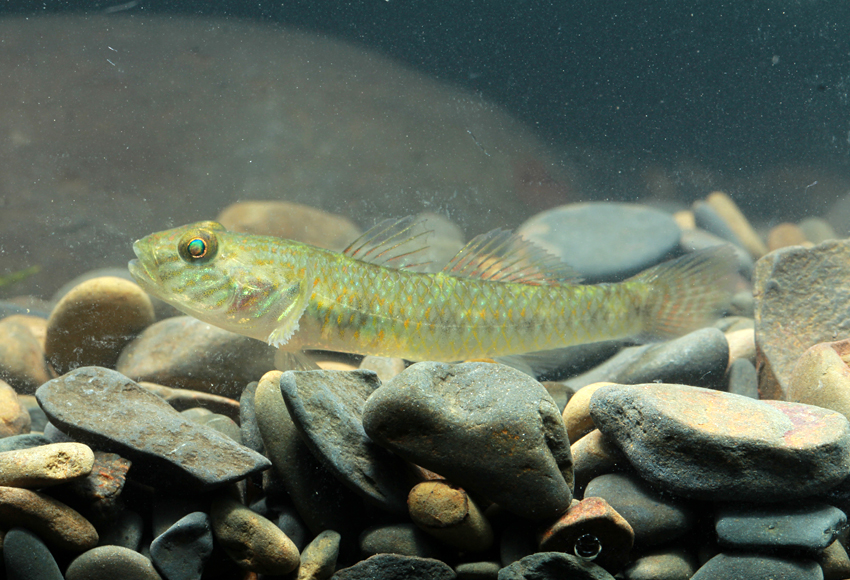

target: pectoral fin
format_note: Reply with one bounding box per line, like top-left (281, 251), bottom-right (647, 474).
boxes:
top-left (267, 278), bottom-right (310, 348)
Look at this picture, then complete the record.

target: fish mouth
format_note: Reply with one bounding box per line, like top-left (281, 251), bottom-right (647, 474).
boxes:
top-left (128, 240), bottom-right (159, 292)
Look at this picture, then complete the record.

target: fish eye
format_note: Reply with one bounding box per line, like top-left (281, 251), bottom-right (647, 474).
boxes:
top-left (178, 229), bottom-right (218, 263)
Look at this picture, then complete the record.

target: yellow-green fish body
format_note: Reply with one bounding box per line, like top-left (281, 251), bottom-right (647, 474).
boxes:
top-left (129, 219), bottom-right (734, 362)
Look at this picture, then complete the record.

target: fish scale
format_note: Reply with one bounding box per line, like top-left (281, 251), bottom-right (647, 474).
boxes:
top-left (129, 219), bottom-right (735, 364)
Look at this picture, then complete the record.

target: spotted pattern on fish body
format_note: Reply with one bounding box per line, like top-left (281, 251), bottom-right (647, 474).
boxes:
top-left (129, 218), bottom-right (735, 362)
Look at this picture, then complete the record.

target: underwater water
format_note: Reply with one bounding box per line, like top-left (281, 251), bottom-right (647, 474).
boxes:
top-left (1, 1), bottom-right (850, 578)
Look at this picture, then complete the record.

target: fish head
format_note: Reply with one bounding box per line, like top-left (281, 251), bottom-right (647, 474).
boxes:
top-left (129, 221), bottom-right (305, 340)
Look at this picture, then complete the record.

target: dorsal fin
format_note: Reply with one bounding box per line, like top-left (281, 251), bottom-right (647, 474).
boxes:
top-left (344, 216), bottom-right (433, 270)
top-left (442, 229), bottom-right (582, 285)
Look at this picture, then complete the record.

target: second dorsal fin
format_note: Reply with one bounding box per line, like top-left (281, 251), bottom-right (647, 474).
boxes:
top-left (443, 229), bottom-right (582, 285)
top-left (343, 216), bottom-right (433, 270)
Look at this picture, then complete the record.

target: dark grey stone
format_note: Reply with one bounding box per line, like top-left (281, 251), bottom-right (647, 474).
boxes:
top-left (516, 202), bottom-right (681, 283)
top-left (98, 509), bottom-right (145, 551)
top-left (150, 512), bottom-right (213, 580)
top-left (332, 553), bottom-right (456, 579)
top-left (277, 505), bottom-right (309, 551)
top-left (679, 229), bottom-right (754, 279)
top-left (455, 561), bottom-right (501, 580)
top-left (4, 527), bottom-right (63, 580)
top-left (692, 201), bottom-right (746, 250)
top-left (497, 552), bottom-right (615, 580)
top-left (691, 553), bottom-right (823, 580)
top-left (239, 381), bottom-right (264, 454)
top-left (0, 433), bottom-right (51, 453)
top-left (727, 358), bottom-right (759, 399)
top-left (621, 547), bottom-right (697, 580)
top-left (36, 366), bottom-right (270, 490)
top-left (280, 369), bottom-right (411, 514)
top-left (590, 383), bottom-right (850, 501)
top-left (359, 523), bottom-right (443, 559)
top-left (567, 328), bottom-right (729, 391)
top-left (65, 545), bottom-right (163, 580)
top-left (363, 362), bottom-right (572, 520)
top-left (715, 502), bottom-right (846, 552)
top-left (584, 472), bottom-right (696, 548)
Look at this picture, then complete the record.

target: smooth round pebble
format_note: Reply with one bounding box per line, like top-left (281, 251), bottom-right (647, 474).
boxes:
top-left (359, 523), bottom-right (443, 559)
top-left (150, 511), bottom-right (213, 580)
top-left (408, 480), bottom-right (494, 553)
top-left (768, 222), bottom-right (809, 251)
top-left (0, 485), bottom-right (98, 552)
top-left (455, 561), bottom-right (501, 580)
top-left (210, 496), bottom-right (300, 575)
top-left (590, 383), bottom-right (850, 501)
top-left (621, 547), bottom-right (697, 580)
top-left (65, 545), bottom-right (163, 580)
top-left (0, 379), bottom-right (31, 438)
top-left (45, 276), bottom-right (155, 374)
top-left (363, 362), bottom-right (573, 520)
top-left (498, 551), bottom-right (616, 580)
top-left (297, 529), bottom-right (341, 580)
top-left (516, 202), bottom-right (681, 282)
top-left (0, 316), bottom-right (51, 394)
top-left (98, 509), bottom-right (144, 550)
top-left (715, 502), bottom-right (846, 552)
top-left (0, 442), bottom-right (94, 488)
top-left (789, 338), bottom-right (850, 422)
top-left (4, 526), bottom-right (63, 580)
top-left (691, 552), bottom-right (822, 580)
top-left (704, 191), bottom-right (767, 258)
top-left (563, 382), bottom-right (613, 443)
top-left (571, 429), bottom-right (626, 493)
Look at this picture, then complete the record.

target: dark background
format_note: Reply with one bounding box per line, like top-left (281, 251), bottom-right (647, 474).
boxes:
top-left (4, 0), bottom-right (849, 179)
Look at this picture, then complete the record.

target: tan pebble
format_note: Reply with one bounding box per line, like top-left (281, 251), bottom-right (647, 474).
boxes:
top-left (359, 355), bottom-right (406, 383)
top-left (3, 314), bottom-right (48, 350)
top-left (211, 495), bottom-right (300, 575)
top-left (726, 328), bottom-right (756, 367)
top-left (45, 277), bottom-right (155, 375)
top-left (799, 217), bottom-right (837, 244)
top-left (816, 539), bottom-right (850, 579)
top-left (571, 429), bottom-right (626, 492)
top-left (768, 223), bottom-right (810, 251)
top-left (0, 317), bottom-right (51, 394)
top-left (0, 485), bottom-right (98, 551)
top-left (705, 191), bottom-right (768, 258)
top-left (315, 360), bottom-right (358, 371)
top-left (217, 201), bottom-right (361, 251)
top-left (407, 480), bottom-right (493, 552)
top-left (672, 210), bottom-right (696, 231)
top-left (297, 530), bottom-right (341, 580)
top-left (0, 442), bottom-right (94, 488)
top-left (562, 382), bottom-right (613, 443)
top-left (0, 380), bottom-right (31, 437)
top-left (788, 339), bottom-right (850, 421)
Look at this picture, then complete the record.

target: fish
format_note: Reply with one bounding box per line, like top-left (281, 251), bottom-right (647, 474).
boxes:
top-left (128, 217), bottom-right (735, 364)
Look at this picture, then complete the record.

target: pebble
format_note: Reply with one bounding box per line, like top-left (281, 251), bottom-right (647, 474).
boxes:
top-left (19, 394), bottom-right (47, 432)
top-left (98, 509), bottom-right (144, 550)
top-left (715, 501), bottom-right (846, 552)
top-left (789, 339), bottom-right (850, 421)
top-left (0, 316), bottom-right (51, 394)
top-left (44, 276), bottom-right (155, 375)
top-left (571, 429), bottom-right (627, 493)
top-left (455, 561), bottom-right (501, 580)
top-left (65, 545), bottom-right (164, 580)
top-left (0, 442), bottom-right (94, 488)
top-left (590, 383), bottom-right (850, 501)
top-left (565, 328), bottom-right (729, 391)
top-left (726, 358), bottom-right (759, 399)
top-left (280, 369), bottom-right (412, 514)
top-left (359, 523), bottom-right (443, 559)
top-left (563, 382), bottom-right (611, 443)
top-left (0, 433), bottom-right (52, 453)
top-left (0, 379), bottom-right (31, 438)
top-left (210, 495), bottom-right (300, 575)
top-left (703, 191), bottom-right (767, 258)
top-left (768, 222), bottom-right (810, 251)
top-left (753, 238), bottom-right (850, 399)
top-left (140, 382), bottom-right (242, 424)
top-left (238, 381), bottom-right (264, 454)
top-left (0, 485), bottom-right (98, 552)
top-left (3, 526), bottom-right (64, 580)
top-left (332, 553), bottom-right (457, 579)
top-left (498, 551), bottom-right (616, 580)
top-left (817, 540), bottom-right (850, 580)
top-left (583, 472), bottom-right (696, 548)
top-left (725, 327), bottom-right (755, 366)
top-left (150, 511), bottom-right (214, 580)
top-left (538, 496), bottom-right (634, 575)
top-left (516, 202), bottom-right (681, 283)
top-left (621, 547), bottom-right (697, 580)
top-left (363, 361), bottom-right (573, 520)
top-left (408, 480), bottom-right (494, 552)
top-left (36, 366), bottom-right (270, 490)
top-left (217, 200), bottom-right (362, 251)
top-left (799, 216), bottom-right (837, 244)
top-left (679, 228), bottom-right (754, 278)
top-left (359, 355), bottom-right (406, 384)
top-left (692, 200), bottom-right (747, 251)
top-left (691, 552), bottom-right (823, 580)
top-left (297, 530), bottom-right (341, 580)
top-left (116, 316), bottom-right (276, 399)
top-left (253, 370), bottom-right (366, 538)
top-left (192, 413), bottom-right (242, 444)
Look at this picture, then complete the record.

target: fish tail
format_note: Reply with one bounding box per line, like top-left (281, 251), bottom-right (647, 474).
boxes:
top-left (630, 246), bottom-right (737, 341)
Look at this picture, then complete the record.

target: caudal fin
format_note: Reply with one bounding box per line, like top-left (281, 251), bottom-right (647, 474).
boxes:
top-left (630, 245), bottom-right (737, 341)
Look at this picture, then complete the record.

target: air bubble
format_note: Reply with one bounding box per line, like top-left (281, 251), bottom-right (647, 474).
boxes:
top-left (574, 533), bottom-right (602, 561)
